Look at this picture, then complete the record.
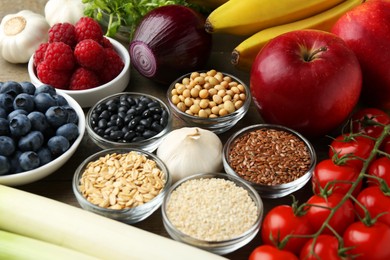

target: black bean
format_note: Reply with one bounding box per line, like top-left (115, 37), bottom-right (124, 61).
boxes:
top-left (97, 118), bottom-right (107, 128)
top-left (143, 130), bottom-right (157, 139)
top-left (99, 110), bottom-right (110, 120)
top-left (128, 116), bottom-right (141, 129)
top-left (107, 102), bottom-right (118, 113)
top-left (110, 130), bottom-right (124, 140)
top-left (132, 136), bottom-right (145, 142)
top-left (139, 117), bottom-right (152, 128)
top-left (135, 124), bottom-right (145, 133)
top-left (151, 121), bottom-right (164, 132)
top-left (124, 130), bottom-right (136, 142)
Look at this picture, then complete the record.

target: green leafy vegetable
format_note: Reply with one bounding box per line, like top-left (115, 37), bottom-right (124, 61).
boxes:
top-left (82, 0), bottom-right (205, 40)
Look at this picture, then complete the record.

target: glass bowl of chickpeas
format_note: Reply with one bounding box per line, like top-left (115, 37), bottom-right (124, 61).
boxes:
top-left (167, 70), bottom-right (251, 134)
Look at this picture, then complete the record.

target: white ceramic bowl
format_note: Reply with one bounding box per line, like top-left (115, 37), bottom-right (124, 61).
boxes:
top-left (28, 37), bottom-right (131, 108)
top-left (0, 90), bottom-right (85, 186)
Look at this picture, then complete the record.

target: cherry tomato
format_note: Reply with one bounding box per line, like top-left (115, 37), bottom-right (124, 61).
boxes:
top-left (249, 245), bottom-right (298, 260)
top-left (381, 136), bottom-right (390, 154)
top-left (329, 134), bottom-right (375, 170)
top-left (299, 234), bottom-right (348, 260)
top-left (306, 192), bottom-right (355, 235)
top-left (261, 205), bottom-right (314, 255)
top-left (355, 186), bottom-right (390, 227)
top-left (343, 221), bottom-right (390, 260)
top-left (351, 108), bottom-right (390, 138)
top-left (312, 158), bottom-right (362, 196)
top-left (368, 156), bottom-right (390, 187)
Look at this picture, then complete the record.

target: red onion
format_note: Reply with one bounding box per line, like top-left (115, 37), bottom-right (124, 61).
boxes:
top-left (129, 5), bottom-right (212, 84)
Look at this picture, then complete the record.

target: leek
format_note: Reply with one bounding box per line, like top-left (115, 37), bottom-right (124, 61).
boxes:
top-left (0, 184), bottom-right (226, 260)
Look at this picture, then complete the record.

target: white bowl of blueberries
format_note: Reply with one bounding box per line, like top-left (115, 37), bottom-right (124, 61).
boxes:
top-left (0, 81), bottom-right (85, 186)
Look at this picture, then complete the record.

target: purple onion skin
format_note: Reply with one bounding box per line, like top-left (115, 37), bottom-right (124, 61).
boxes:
top-left (129, 5), bottom-right (212, 84)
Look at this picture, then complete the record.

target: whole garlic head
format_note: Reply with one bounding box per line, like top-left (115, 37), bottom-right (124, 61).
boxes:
top-left (157, 127), bottom-right (223, 183)
top-left (0, 10), bottom-right (49, 64)
top-left (45, 0), bottom-right (85, 26)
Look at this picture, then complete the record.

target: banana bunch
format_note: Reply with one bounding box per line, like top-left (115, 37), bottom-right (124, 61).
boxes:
top-left (205, 0), bottom-right (364, 71)
top-left (231, 0), bottom-right (363, 71)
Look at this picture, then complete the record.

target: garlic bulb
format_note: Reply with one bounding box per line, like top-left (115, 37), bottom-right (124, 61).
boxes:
top-left (0, 10), bottom-right (49, 64)
top-left (157, 127), bottom-right (223, 183)
top-left (45, 0), bottom-right (85, 26)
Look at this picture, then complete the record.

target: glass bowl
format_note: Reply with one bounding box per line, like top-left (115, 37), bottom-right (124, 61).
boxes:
top-left (86, 92), bottom-right (172, 153)
top-left (28, 37), bottom-right (130, 108)
top-left (166, 70), bottom-right (251, 134)
top-left (73, 148), bottom-right (171, 224)
top-left (223, 124), bottom-right (317, 199)
top-left (161, 173), bottom-right (263, 255)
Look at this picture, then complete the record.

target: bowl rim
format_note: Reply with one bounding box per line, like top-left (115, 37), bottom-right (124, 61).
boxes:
top-left (161, 172), bottom-right (263, 246)
top-left (27, 36), bottom-right (131, 94)
top-left (72, 147), bottom-right (172, 214)
top-left (166, 71), bottom-right (251, 122)
top-left (86, 91), bottom-right (172, 146)
top-left (0, 90), bottom-right (86, 186)
top-left (222, 123), bottom-right (317, 190)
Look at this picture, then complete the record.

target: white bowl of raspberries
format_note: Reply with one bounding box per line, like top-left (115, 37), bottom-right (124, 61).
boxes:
top-left (0, 82), bottom-right (85, 186)
top-left (28, 17), bottom-right (130, 108)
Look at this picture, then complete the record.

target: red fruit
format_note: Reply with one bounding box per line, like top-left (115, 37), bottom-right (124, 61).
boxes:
top-left (69, 67), bottom-right (101, 90)
top-left (74, 39), bottom-right (105, 71)
top-left (36, 61), bottom-right (71, 89)
top-left (33, 43), bottom-right (49, 67)
top-left (48, 22), bottom-right (77, 48)
top-left (44, 42), bottom-right (76, 71)
top-left (101, 37), bottom-right (113, 48)
top-left (74, 17), bottom-right (103, 43)
top-left (99, 48), bottom-right (124, 83)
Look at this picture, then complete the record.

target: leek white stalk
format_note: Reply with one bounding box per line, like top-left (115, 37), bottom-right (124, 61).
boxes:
top-left (0, 184), bottom-right (226, 260)
top-left (0, 229), bottom-right (98, 260)
top-left (157, 127), bottom-right (223, 183)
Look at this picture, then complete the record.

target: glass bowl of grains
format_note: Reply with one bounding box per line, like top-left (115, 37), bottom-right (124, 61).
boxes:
top-left (166, 70), bottom-right (251, 134)
top-left (72, 148), bottom-right (171, 224)
top-left (161, 172), bottom-right (263, 255)
top-left (223, 124), bottom-right (316, 199)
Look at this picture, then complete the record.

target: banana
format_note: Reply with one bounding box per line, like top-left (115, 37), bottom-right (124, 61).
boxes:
top-left (231, 0), bottom-right (363, 71)
top-left (205, 0), bottom-right (345, 36)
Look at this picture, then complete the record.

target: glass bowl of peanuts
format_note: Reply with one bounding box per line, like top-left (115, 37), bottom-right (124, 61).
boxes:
top-left (161, 172), bottom-right (263, 255)
top-left (167, 70), bottom-right (251, 134)
top-left (222, 124), bottom-right (317, 199)
top-left (72, 148), bottom-right (171, 224)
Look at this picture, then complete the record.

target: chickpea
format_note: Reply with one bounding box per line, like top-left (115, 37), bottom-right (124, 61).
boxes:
top-left (190, 72), bottom-right (200, 79)
top-left (171, 95), bottom-right (180, 105)
top-left (207, 69), bottom-right (217, 76)
top-left (184, 97), bottom-right (194, 107)
top-left (198, 109), bottom-right (208, 118)
top-left (226, 89), bottom-right (234, 96)
top-left (176, 84), bottom-right (185, 94)
top-left (208, 88), bottom-right (217, 96)
top-left (182, 89), bottom-right (191, 98)
top-left (213, 94), bottom-right (223, 104)
top-left (239, 93), bottom-right (246, 101)
top-left (199, 99), bottom-right (209, 109)
top-left (208, 101), bottom-right (217, 108)
top-left (217, 89), bottom-right (226, 97)
top-left (209, 114), bottom-right (218, 118)
top-left (223, 76), bottom-right (232, 83)
top-left (228, 81), bottom-right (238, 88)
top-left (223, 95), bottom-right (232, 102)
top-left (204, 108), bottom-right (212, 115)
top-left (199, 89), bottom-right (209, 99)
top-left (238, 84), bottom-right (245, 92)
top-left (211, 106), bottom-right (220, 115)
top-left (185, 109), bottom-right (193, 115)
top-left (190, 87), bottom-right (200, 98)
top-left (224, 100), bottom-right (235, 113)
top-left (215, 72), bottom-right (223, 82)
top-left (182, 77), bottom-right (190, 85)
top-left (177, 102), bottom-right (186, 112)
top-left (208, 76), bottom-right (219, 86)
top-left (231, 86), bottom-right (240, 94)
top-left (235, 100), bottom-right (243, 109)
top-left (171, 88), bottom-right (178, 96)
top-left (219, 108), bottom-right (228, 116)
top-left (190, 104), bottom-right (201, 114)
top-left (203, 82), bottom-right (211, 90)
top-left (220, 81), bottom-right (228, 89)
top-left (194, 76), bottom-right (205, 85)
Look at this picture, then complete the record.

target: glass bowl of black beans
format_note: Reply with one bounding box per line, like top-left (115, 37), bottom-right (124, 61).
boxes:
top-left (86, 92), bottom-right (172, 152)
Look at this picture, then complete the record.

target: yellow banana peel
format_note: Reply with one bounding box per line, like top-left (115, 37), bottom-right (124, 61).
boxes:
top-left (232, 0), bottom-right (363, 72)
top-left (205, 0), bottom-right (345, 36)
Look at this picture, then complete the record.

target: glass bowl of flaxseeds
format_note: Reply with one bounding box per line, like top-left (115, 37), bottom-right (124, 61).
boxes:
top-left (222, 124), bottom-right (316, 198)
top-left (72, 148), bottom-right (171, 224)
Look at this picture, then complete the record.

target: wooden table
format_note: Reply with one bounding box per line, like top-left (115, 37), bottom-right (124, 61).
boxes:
top-left (0, 1), bottom-right (329, 259)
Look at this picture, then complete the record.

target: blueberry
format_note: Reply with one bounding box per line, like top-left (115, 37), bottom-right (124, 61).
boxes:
top-left (9, 114), bottom-right (31, 137)
top-left (56, 123), bottom-right (79, 142)
top-left (0, 81), bottom-right (23, 97)
top-left (9, 151), bottom-right (22, 174)
top-left (64, 106), bottom-right (78, 124)
top-left (34, 93), bottom-right (57, 112)
top-left (0, 155), bottom-right (11, 175)
top-left (53, 94), bottom-right (68, 106)
top-left (28, 111), bottom-right (49, 132)
top-left (0, 118), bottom-right (9, 135)
top-left (47, 135), bottom-right (69, 156)
top-left (19, 81), bottom-right (36, 95)
top-left (34, 84), bottom-right (56, 96)
top-left (8, 109), bottom-right (28, 120)
top-left (18, 131), bottom-right (44, 152)
top-left (37, 147), bottom-right (52, 166)
top-left (0, 136), bottom-right (15, 156)
top-left (13, 93), bottom-right (35, 112)
top-left (45, 106), bottom-right (68, 128)
top-left (0, 93), bottom-right (14, 113)
top-left (19, 151), bottom-right (40, 171)
top-left (0, 107), bottom-right (6, 118)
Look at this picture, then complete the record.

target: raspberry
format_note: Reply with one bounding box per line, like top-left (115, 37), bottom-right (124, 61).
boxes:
top-left (74, 17), bottom-right (103, 43)
top-left (74, 39), bottom-right (105, 71)
top-left (69, 67), bottom-right (101, 90)
top-left (48, 22), bottom-right (77, 48)
top-left (101, 37), bottom-right (113, 48)
top-left (44, 42), bottom-right (76, 71)
top-left (36, 61), bottom-right (71, 89)
top-left (100, 48), bottom-right (124, 83)
top-left (34, 43), bottom-right (49, 67)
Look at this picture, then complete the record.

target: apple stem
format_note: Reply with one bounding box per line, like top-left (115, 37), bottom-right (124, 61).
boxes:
top-left (304, 46), bottom-right (328, 62)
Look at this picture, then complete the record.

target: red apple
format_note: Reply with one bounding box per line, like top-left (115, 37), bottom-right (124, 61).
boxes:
top-left (250, 29), bottom-right (362, 138)
top-left (331, 0), bottom-right (390, 110)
